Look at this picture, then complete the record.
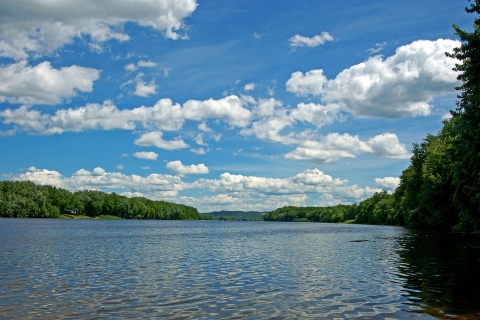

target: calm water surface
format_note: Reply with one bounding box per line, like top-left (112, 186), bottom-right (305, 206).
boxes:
top-left (0, 219), bottom-right (479, 319)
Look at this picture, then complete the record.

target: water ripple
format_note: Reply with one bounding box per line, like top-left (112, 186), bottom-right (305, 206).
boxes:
top-left (1, 219), bottom-right (479, 318)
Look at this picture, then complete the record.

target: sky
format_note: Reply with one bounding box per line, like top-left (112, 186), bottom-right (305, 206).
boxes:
top-left (0, 0), bottom-right (474, 212)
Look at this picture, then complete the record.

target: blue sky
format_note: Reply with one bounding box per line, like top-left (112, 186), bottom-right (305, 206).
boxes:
top-left (0, 0), bottom-right (473, 212)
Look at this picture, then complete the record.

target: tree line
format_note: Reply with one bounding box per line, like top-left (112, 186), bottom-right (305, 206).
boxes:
top-left (264, 191), bottom-right (398, 225)
top-left (266, 2), bottom-right (480, 233)
top-left (199, 211), bottom-right (264, 221)
top-left (395, 1), bottom-right (480, 232)
top-left (0, 180), bottom-right (198, 220)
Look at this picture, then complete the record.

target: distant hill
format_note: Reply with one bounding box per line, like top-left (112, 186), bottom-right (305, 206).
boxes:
top-left (201, 210), bottom-right (265, 220)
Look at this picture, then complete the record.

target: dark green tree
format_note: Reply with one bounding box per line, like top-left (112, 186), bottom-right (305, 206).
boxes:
top-left (354, 191), bottom-right (395, 225)
top-left (395, 120), bottom-right (457, 229)
top-left (446, 0), bottom-right (480, 231)
top-left (394, 1), bottom-right (480, 232)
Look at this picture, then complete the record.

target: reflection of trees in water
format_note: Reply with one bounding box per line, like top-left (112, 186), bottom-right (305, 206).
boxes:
top-left (396, 231), bottom-right (480, 317)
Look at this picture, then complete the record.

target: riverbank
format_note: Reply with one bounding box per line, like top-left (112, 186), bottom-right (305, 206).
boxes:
top-left (57, 214), bottom-right (123, 220)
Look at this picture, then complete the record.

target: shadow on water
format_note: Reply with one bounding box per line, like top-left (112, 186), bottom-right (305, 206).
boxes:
top-left (396, 230), bottom-right (480, 319)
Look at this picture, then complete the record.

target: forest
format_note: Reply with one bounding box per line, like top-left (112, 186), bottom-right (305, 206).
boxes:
top-left (264, 191), bottom-right (398, 225)
top-left (394, 1), bottom-right (480, 232)
top-left (0, 180), bottom-right (198, 220)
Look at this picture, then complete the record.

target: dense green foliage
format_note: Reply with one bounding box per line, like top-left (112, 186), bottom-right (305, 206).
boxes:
top-left (0, 180), bottom-right (198, 220)
top-left (448, 1), bottom-right (480, 231)
top-left (396, 1), bottom-right (480, 232)
top-left (264, 191), bottom-right (398, 225)
top-left (394, 120), bottom-right (458, 230)
top-left (352, 191), bottom-right (399, 225)
top-left (264, 204), bottom-right (350, 223)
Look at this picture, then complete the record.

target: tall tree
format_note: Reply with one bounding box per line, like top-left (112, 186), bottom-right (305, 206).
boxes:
top-left (447, 0), bottom-right (480, 231)
top-left (394, 121), bottom-right (457, 229)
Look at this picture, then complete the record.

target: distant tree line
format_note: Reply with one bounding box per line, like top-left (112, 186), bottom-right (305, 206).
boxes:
top-left (264, 191), bottom-right (398, 226)
top-left (199, 211), bottom-right (264, 221)
top-left (0, 180), bottom-right (198, 220)
top-left (197, 214), bottom-right (237, 221)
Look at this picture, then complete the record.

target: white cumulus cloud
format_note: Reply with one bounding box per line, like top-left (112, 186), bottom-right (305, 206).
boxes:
top-left (374, 177), bottom-right (401, 190)
top-left (166, 160), bottom-right (209, 176)
top-left (367, 133), bottom-right (410, 159)
top-left (290, 102), bottom-right (343, 128)
top-left (134, 131), bottom-right (189, 150)
top-left (286, 39), bottom-right (461, 118)
top-left (134, 77), bottom-right (157, 97)
top-left (122, 73), bottom-right (158, 97)
top-left (133, 151), bottom-right (158, 161)
top-left (284, 132), bottom-right (409, 163)
top-left (0, 96), bottom-right (254, 135)
top-left (242, 99), bottom-right (342, 145)
top-left (241, 109), bottom-right (298, 145)
top-left (182, 95), bottom-right (252, 127)
top-left (0, 0), bottom-right (198, 60)
top-left (0, 105), bottom-right (48, 132)
top-left (0, 60), bottom-right (100, 105)
top-left (286, 69), bottom-right (328, 97)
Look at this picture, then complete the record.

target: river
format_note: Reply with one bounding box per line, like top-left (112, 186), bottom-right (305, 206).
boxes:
top-left (0, 219), bottom-right (479, 319)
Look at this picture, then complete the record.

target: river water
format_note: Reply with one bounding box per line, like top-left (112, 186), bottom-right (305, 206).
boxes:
top-left (0, 219), bottom-right (479, 319)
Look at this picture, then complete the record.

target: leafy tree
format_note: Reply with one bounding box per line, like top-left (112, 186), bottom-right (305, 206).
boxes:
top-left (393, 1), bottom-right (480, 232)
top-left (395, 121), bottom-right (457, 229)
top-left (446, 0), bottom-right (480, 231)
top-left (353, 191), bottom-right (395, 225)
